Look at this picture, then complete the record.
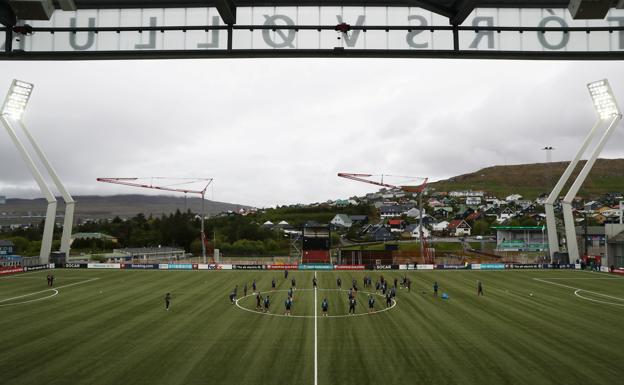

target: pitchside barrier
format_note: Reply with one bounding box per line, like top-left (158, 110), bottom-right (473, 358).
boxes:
top-left (25, 262), bottom-right (601, 272)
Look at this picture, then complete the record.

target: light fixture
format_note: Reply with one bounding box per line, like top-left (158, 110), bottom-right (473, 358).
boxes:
top-left (587, 79), bottom-right (620, 120)
top-left (1, 80), bottom-right (34, 120)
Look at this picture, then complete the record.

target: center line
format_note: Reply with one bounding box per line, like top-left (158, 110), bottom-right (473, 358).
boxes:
top-left (314, 270), bottom-right (318, 385)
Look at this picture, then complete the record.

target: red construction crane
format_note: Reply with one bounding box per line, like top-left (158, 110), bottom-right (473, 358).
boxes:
top-left (97, 177), bottom-right (213, 262)
top-left (337, 172), bottom-right (433, 264)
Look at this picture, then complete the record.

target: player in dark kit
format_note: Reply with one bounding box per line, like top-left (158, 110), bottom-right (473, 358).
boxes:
top-left (49, 275), bottom-right (54, 286)
top-left (291, 278), bottom-right (296, 289)
top-left (337, 277), bottom-right (342, 289)
top-left (271, 278), bottom-right (276, 290)
top-left (252, 280), bottom-right (257, 293)
top-left (312, 277), bottom-right (317, 288)
top-left (165, 293), bottom-right (171, 311)
top-left (263, 295), bottom-right (270, 312)
top-left (348, 297), bottom-right (357, 315)
top-left (477, 280), bottom-right (484, 296)
top-left (288, 287), bottom-right (294, 300)
top-left (229, 287), bottom-right (237, 304)
top-left (46, 274), bottom-right (51, 287)
top-left (433, 281), bottom-right (439, 297)
top-left (368, 295), bottom-right (375, 313)
top-left (284, 269), bottom-right (289, 279)
top-left (244, 283), bottom-right (248, 297)
top-left (386, 293), bottom-right (392, 308)
top-left (321, 298), bottom-right (329, 316)
top-left (256, 292), bottom-right (262, 310)
top-left (284, 297), bottom-right (292, 315)
top-left (406, 278), bottom-right (411, 292)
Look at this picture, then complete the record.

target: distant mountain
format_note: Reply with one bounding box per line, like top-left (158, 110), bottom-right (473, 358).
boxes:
top-left (428, 158), bottom-right (624, 200)
top-left (0, 194), bottom-right (252, 225)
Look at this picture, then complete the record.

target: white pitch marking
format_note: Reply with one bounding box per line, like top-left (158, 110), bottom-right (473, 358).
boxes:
top-left (533, 278), bottom-right (624, 307)
top-left (314, 271), bottom-right (318, 385)
top-left (0, 290), bottom-right (59, 307)
top-left (0, 278), bottom-right (100, 306)
top-left (574, 289), bottom-right (624, 307)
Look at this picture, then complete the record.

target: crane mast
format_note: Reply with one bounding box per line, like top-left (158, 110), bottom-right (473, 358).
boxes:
top-left (97, 177), bottom-right (214, 263)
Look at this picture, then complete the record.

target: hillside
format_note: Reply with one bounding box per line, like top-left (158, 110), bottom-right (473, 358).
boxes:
top-left (0, 195), bottom-right (251, 225)
top-left (428, 158), bottom-right (624, 199)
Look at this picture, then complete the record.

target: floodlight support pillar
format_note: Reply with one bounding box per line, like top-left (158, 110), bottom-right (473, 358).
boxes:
top-left (17, 120), bottom-right (75, 256)
top-left (544, 119), bottom-right (603, 261)
top-left (562, 114), bottom-right (622, 263)
top-left (0, 115), bottom-right (56, 264)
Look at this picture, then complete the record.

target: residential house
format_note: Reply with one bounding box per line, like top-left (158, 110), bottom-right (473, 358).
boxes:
top-left (584, 201), bottom-right (601, 212)
top-left (433, 207), bottom-right (452, 219)
top-left (459, 207), bottom-right (475, 219)
top-left (521, 203), bottom-right (540, 215)
top-left (330, 214), bottom-right (353, 228)
top-left (428, 198), bottom-right (444, 207)
top-left (432, 221), bottom-right (450, 232)
top-left (505, 194), bottom-right (522, 202)
top-left (535, 193), bottom-right (549, 205)
top-left (466, 196), bottom-right (482, 206)
top-left (447, 219), bottom-right (472, 236)
top-left (405, 207), bottom-right (425, 219)
top-left (379, 205), bottom-right (408, 219)
top-left (498, 207), bottom-right (516, 223)
top-left (404, 224), bottom-right (431, 239)
top-left (361, 224), bottom-right (394, 241)
top-left (334, 199), bottom-right (350, 208)
top-left (388, 219), bottom-right (406, 233)
top-left (449, 190), bottom-right (485, 198)
top-left (484, 206), bottom-right (500, 219)
top-left (349, 215), bottom-right (369, 226)
top-left (465, 211), bottom-right (483, 223)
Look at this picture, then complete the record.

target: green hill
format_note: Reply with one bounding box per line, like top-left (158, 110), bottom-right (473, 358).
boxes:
top-left (428, 158), bottom-right (624, 200)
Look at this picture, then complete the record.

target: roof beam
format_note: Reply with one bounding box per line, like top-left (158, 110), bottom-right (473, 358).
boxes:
top-left (0, 1), bottom-right (17, 27)
top-left (214, 0), bottom-right (236, 24)
top-left (57, 0), bottom-right (78, 11)
top-left (449, 0), bottom-right (477, 25)
top-left (413, 1), bottom-right (454, 18)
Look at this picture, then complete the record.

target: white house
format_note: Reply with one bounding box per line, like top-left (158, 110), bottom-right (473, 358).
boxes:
top-left (404, 224), bottom-right (431, 239)
top-left (405, 207), bottom-right (425, 218)
top-left (448, 219), bottom-right (472, 237)
top-left (497, 207), bottom-right (516, 223)
top-left (432, 221), bottom-right (450, 232)
top-left (330, 214), bottom-right (353, 228)
top-left (505, 194), bottom-right (523, 202)
top-left (466, 196), bottom-right (482, 206)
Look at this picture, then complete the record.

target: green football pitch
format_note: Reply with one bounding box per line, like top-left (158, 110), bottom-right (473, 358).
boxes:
top-left (1, 269), bottom-right (623, 385)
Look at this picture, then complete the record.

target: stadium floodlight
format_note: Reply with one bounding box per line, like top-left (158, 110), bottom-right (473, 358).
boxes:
top-left (1, 80), bottom-right (34, 120)
top-left (588, 79), bottom-right (620, 120)
top-left (1, 80), bottom-right (57, 263)
top-left (545, 79), bottom-right (622, 263)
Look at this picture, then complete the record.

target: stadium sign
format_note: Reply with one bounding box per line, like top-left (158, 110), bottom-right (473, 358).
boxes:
top-left (1, 7), bottom-right (624, 59)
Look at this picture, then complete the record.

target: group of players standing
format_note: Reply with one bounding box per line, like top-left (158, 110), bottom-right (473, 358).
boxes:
top-left (225, 270), bottom-right (417, 316)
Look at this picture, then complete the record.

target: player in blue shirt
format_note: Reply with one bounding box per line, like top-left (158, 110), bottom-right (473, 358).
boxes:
top-left (252, 280), bottom-right (257, 293)
top-left (321, 298), bottom-right (329, 316)
top-left (263, 295), bottom-right (270, 313)
top-left (288, 287), bottom-right (294, 299)
top-left (284, 297), bottom-right (292, 316)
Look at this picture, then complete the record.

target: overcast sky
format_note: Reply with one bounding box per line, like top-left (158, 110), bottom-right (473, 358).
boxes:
top-left (0, 59), bottom-right (623, 207)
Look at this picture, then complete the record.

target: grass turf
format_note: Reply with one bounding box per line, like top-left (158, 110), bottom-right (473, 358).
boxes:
top-left (0, 269), bottom-right (623, 385)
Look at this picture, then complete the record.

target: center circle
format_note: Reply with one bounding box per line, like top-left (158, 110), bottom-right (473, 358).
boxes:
top-left (235, 288), bottom-right (397, 318)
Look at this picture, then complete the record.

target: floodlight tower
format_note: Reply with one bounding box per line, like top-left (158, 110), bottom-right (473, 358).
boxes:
top-left (545, 79), bottom-right (622, 262)
top-left (0, 80), bottom-right (56, 263)
top-left (562, 80), bottom-right (621, 263)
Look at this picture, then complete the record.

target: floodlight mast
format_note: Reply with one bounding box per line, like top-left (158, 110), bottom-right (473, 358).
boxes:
top-left (1, 80), bottom-right (56, 263)
top-left (17, 119), bottom-right (75, 256)
top-left (546, 79), bottom-right (622, 263)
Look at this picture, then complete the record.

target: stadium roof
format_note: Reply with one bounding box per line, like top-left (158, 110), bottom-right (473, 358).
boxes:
top-left (59, 1), bottom-right (614, 25)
